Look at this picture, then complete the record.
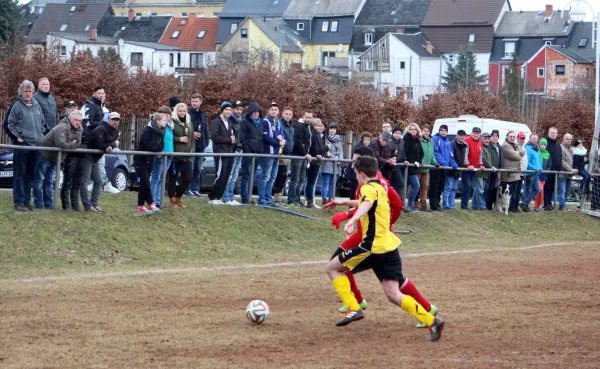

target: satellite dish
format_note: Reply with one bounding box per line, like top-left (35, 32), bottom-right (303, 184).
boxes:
top-left (118, 38), bottom-right (124, 47)
top-left (337, 43), bottom-right (344, 52)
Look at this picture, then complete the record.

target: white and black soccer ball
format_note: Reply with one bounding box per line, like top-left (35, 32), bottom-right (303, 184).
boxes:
top-left (246, 300), bottom-right (270, 324)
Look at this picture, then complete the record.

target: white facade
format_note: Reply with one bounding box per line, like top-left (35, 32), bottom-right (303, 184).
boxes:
top-left (47, 34), bottom-right (116, 59)
top-left (444, 51), bottom-right (491, 81)
top-left (120, 42), bottom-right (178, 75)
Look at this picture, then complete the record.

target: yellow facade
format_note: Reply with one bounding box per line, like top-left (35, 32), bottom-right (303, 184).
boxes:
top-left (111, 0), bottom-right (224, 17)
top-left (301, 44), bottom-right (350, 70)
top-left (247, 19), bottom-right (302, 70)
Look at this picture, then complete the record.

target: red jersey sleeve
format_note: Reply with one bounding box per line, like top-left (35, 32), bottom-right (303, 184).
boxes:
top-left (387, 187), bottom-right (403, 224)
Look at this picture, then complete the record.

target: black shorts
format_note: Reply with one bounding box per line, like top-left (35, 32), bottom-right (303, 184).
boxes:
top-left (337, 247), bottom-right (405, 283)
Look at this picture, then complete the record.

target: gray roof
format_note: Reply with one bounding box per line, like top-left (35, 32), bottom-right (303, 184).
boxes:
top-left (565, 22), bottom-right (596, 62)
top-left (27, 3), bottom-right (113, 44)
top-left (355, 0), bottom-right (431, 26)
top-left (219, 0), bottom-right (293, 18)
top-left (66, 0), bottom-right (127, 4)
top-left (283, 0), bottom-right (364, 19)
top-left (215, 17), bottom-right (244, 43)
top-left (97, 16), bottom-right (171, 42)
top-left (125, 41), bottom-right (181, 50)
top-left (549, 45), bottom-right (594, 63)
top-left (250, 17), bottom-right (304, 52)
top-left (391, 32), bottom-right (441, 57)
top-left (489, 36), bottom-right (569, 63)
top-left (495, 11), bottom-right (574, 37)
top-left (47, 31), bottom-right (115, 43)
top-left (351, 25), bottom-right (420, 52)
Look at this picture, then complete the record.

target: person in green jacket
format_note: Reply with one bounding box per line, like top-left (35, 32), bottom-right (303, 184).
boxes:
top-left (167, 103), bottom-right (195, 208)
top-left (415, 125), bottom-right (438, 211)
top-left (533, 138), bottom-right (550, 210)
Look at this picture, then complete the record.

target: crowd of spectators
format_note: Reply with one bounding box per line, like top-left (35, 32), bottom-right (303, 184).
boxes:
top-left (2, 78), bottom-right (599, 214)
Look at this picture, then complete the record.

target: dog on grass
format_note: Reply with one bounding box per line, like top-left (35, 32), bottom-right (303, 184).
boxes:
top-left (496, 183), bottom-right (511, 215)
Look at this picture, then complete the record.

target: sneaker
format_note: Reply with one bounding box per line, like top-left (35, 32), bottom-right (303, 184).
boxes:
top-left (428, 318), bottom-right (445, 342)
top-left (85, 207), bottom-right (99, 212)
top-left (137, 206), bottom-right (151, 214)
top-left (93, 206), bottom-right (104, 212)
top-left (339, 300), bottom-right (368, 314)
top-left (192, 191), bottom-right (204, 198)
top-left (183, 190), bottom-right (195, 197)
top-left (288, 202), bottom-right (300, 208)
top-left (14, 205), bottom-right (29, 212)
top-left (416, 305), bottom-right (438, 328)
top-left (335, 309), bottom-right (365, 327)
top-left (519, 203), bottom-right (530, 212)
top-left (25, 204), bottom-right (34, 211)
top-left (273, 201), bottom-right (283, 207)
top-left (225, 200), bottom-right (241, 206)
top-left (209, 199), bottom-right (224, 205)
top-left (103, 182), bottom-right (120, 194)
top-left (148, 203), bottom-right (160, 212)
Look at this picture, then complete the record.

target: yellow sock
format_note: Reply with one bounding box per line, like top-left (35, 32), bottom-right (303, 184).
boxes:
top-left (401, 295), bottom-right (435, 327)
top-left (332, 276), bottom-right (360, 311)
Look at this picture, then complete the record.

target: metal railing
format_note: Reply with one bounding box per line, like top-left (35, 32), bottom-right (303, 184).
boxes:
top-left (1, 143), bottom-right (597, 211)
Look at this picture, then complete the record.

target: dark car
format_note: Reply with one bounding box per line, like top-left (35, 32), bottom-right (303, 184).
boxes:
top-left (0, 149), bottom-right (132, 191)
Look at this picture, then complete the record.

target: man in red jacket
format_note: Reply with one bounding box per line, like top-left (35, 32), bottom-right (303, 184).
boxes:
top-left (325, 146), bottom-right (437, 326)
top-left (461, 127), bottom-right (485, 210)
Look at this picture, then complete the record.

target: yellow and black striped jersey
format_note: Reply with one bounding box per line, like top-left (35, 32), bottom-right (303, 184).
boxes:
top-left (358, 180), bottom-right (400, 254)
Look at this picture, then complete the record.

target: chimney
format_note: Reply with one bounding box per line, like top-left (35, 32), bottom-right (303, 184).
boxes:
top-left (544, 4), bottom-right (553, 18)
top-left (396, 28), bottom-right (404, 34)
top-left (128, 9), bottom-right (135, 22)
top-left (426, 41), bottom-right (434, 54)
top-left (89, 28), bottom-right (97, 41)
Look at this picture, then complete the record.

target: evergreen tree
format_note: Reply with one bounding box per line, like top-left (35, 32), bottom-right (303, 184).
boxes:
top-left (442, 47), bottom-right (487, 92)
top-left (503, 53), bottom-right (523, 110)
top-left (0, 0), bottom-right (25, 45)
top-left (97, 47), bottom-right (123, 67)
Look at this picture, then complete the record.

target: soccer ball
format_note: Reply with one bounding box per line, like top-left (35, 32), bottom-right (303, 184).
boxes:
top-left (246, 300), bottom-right (270, 324)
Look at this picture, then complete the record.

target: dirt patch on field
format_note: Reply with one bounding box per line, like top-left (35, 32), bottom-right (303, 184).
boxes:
top-left (0, 243), bottom-right (599, 369)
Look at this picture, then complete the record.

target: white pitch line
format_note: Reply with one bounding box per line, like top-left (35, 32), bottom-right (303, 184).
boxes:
top-left (10, 241), bottom-right (599, 284)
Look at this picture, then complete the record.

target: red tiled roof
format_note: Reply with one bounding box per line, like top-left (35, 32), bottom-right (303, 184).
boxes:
top-left (159, 16), bottom-right (218, 51)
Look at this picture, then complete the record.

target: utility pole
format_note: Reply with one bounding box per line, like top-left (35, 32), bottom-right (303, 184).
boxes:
top-left (521, 67), bottom-right (527, 116)
top-left (378, 44), bottom-right (382, 93)
top-left (278, 40), bottom-right (283, 77)
top-left (465, 56), bottom-right (469, 89)
top-left (408, 55), bottom-right (413, 101)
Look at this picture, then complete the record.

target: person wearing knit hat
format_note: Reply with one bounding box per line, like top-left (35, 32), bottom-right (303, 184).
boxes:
top-left (439, 124), bottom-right (448, 132)
top-left (169, 96), bottom-right (182, 109)
top-left (533, 137), bottom-right (550, 210)
top-left (393, 125), bottom-right (403, 134)
top-left (220, 101), bottom-right (233, 112)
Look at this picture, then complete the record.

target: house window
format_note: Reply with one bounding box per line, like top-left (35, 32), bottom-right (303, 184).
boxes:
top-left (297, 22), bottom-right (304, 31)
top-left (234, 52), bottom-right (248, 63)
top-left (181, 12), bottom-right (189, 17)
top-left (85, 24), bottom-right (91, 31)
top-left (190, 53), bottom-right (204, 68)
top-left (504, 42), bottom-right (515, 58)
top-left (321, 21), bottom-right (329, 32)
top-left (197, 12), bottom-right (204, 17)
top-left (330, 20), bottom-right (338, 32)
top-left (545, 40), bottom-right (552, 46)
top-left (135, 13), bottom-right (142, 16)
top-left (579, 38), bottom-right (588, 47)
top-left (130, 52), bottom-right (143, 67)
top-left (556, 65), bottom-right (565, 75)
top-left (172, 31), bottom-right (180, 38)
top-left (240, 28), bottom-right (248, 38)
top-left (322, 51), bottom-right (335, 66)
top-left (60, 45), bottom-right (67, 56)
top-left (400, 61), bottom-right (405, 69)
top-left (70, 5), bottom-right (76, 12)
top-left (448, 54), bottom-right (454, 63)
top-left (213, 12), bottom-right (219, 17)
top-left (537, 67), bottom-right (544, 77)
top-left (366, 60), bottom-right (374, 71)
top-left (151, 12), bottom-right (157, 16)
top-left (396, 87), bottom-right (414, 99)
top-left (230, 23), bottom-right (238, 34)
top-left (60, 24), bottom-right (68, 31)
top-left (165, 12), bottom-right (173, 16)
top-left (365, 33), bottom-right (373, 45)
top-left (468, 33), bottom-right (475, 43)
top-left (169, 53), bottom-right (174, 67)
top-left (176, 53), bottom-right (181, 66)
top-left (197, 30), bottom-right (206, 38)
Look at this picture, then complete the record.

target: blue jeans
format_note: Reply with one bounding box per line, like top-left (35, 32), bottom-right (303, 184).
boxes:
top-left (472, 177), bottom-right (486, 210)
top-left (460, 171), bottom-right (476, 209)
top-left (258, 158), bottom-right (279, 205)
top-left (557, 177), bottom-right (572, 209)
top-left (288, 159), bottom-right (308, 204)
top-left (223, 155), bottom-right (242, 202)
top-left (521, 174), bottom-right (540, 207)
top-left (304, 163), bottom-right (320, 201)
top-left (240, 158), bottom-right (258, 203)
top-left (443, 175), bottom-right (459, 209)
top-left (33, 154), bottom-right (56, 208)
top-left (321, 173), bottom-right (333, 200)
top-left (406, 174), bottom-right (420, 210)
top-left (190, 154), bottom-right (205, 192)
top-left (13, 148), bottom-right (38, 207)
top-left (150, 155), bottom-right (172, 206)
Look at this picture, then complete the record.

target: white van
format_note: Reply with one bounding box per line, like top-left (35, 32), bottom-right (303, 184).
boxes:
top-left (432, 115), bottom-right (532, 144)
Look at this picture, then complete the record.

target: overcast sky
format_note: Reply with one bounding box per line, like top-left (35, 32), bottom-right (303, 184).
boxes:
top-left (510, 0), bottom-right (596, 20)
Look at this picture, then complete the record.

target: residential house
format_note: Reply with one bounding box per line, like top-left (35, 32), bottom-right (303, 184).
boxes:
top-left (27, 3), bottom-right (114, 47)
top-left (65, 0), bottom-right (225, 18)
top-left (421, 0), bottom-right (510, 81)
top-left (521, 22), bottom-right (596, 98)
top-left (218, 17), bottom-right (303, 71)
top-left (351, 0), bottom-right (431, 55)
top-left (215, 0), bottom-right (293, 46)
top-left (489, 6), bottom-right (574, 92)
top-left (282, 0), bottom-right (366, 71)
top-left (46, 30), bottom-right (116, 59)
top-left (159, 15), bottom-right (219, 74)
top-left (98, 10), bottom-right (171, 43)
top-left (357, 32), bottom-right (443, 102)
top-left (120, 41), bottom-right (181, 74)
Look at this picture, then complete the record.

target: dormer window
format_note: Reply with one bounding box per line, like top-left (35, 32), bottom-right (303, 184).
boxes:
top-left (70, 6), bottom-right (76, 12)
top-left (330, 21), bottom-right (338, 32)
top-left (321, 21), bottom-right (329, 32)
top-left (504, 41), bottom-right (516, 58)
top-left (197, 30), bottom-right (206, 38)
top-left (230, 22), bottom-right (238, 34)
top-left (365, 33), bottom-right (373, 45)
top-left (297, 22), bottom-right (304, 31)
top-left (60, 24), bottom-right (68, 31)
top-left (579, 38), bottom-right (588, 47)
top-left (172, 30), bottom-right (180, 38)
top-left (181, 12), bottom-right (189, 17)
top-left (545, 40), bottom-right (552, 46)
top-left (468, 33), bottom-right (475, 43)
top-left (85, 24), bottom-right (91, 31)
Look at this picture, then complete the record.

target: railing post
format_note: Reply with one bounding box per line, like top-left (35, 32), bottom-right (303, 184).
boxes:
top-left (332, 159), bottom-right (338, 200)
top-left (160, 154), bottom-right (169, 209)
top-left (249, 156), bottom-right (256, 202)
top-left (403, 164), bottom-right (409, 202)
top-left (53, 150), bottom-right (62, 208)
top-left (553, 173), bottom-right (558, 209)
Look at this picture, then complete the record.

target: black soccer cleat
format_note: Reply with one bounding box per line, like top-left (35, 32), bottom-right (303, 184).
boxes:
top-left (428, 318), bottom-right (445, 342)
top-left (336, 309), bottom-right (365, 327)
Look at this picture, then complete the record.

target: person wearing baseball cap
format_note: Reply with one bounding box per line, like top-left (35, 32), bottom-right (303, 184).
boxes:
top-left (462, 126), bottom-right (485, 210)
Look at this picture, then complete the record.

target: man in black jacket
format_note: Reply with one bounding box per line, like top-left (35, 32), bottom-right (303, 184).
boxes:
top-left (288, 112), bottom-right (314, 207)
top-left (33, 78), bottom-right (59, 135)
top-left (239, 103), bottom-right (263, 204)
top-left (389, 125), bottom-right (405, 197)
top-left (187, 93), bottom-right (209, 197)
top-left (208, 102), bottom-right (235, 204)
top-left (543, 127), bottom-right (562, 210)
top-left (222, 100), bottom-right (245, 205)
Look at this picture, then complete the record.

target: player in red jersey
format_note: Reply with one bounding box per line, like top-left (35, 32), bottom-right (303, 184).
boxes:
top-left (326, 146), bottom-right (437, 325)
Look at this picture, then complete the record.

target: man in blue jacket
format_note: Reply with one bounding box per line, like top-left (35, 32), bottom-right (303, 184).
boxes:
top-left (430, 125), bottom-right (457, 211)
top-left (258, 102), bottom-right (285, 206)
top-left (520, 134), bottom-right (541, 212)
